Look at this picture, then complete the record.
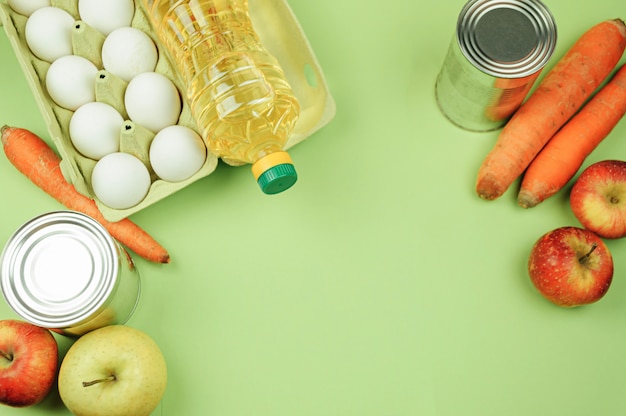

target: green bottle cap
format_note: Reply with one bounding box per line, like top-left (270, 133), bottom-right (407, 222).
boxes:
top-left (257, 163), bottom-right (298, 194)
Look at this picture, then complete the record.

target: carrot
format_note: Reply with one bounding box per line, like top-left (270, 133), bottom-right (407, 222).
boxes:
top-left (475, 18), bottom-right (626, 201)
top-left (1, 125), bottom-right (170, 264)
top-left (518, 63), bottom-right (626, 208)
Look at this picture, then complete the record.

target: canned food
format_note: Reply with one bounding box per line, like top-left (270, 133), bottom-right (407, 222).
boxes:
top-left (0, 211), bottom-right (140, 336)
top-left (435, 0), bottom-right (557, 131)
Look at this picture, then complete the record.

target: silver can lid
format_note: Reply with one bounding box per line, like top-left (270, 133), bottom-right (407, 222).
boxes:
top-left (457, 0), bottom-right (557, 78)
top-left (1, 211), bottom-right (119, 328)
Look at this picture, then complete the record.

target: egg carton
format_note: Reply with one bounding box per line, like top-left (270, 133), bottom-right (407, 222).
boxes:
top-left (0, 0), bottom-right (336, 221)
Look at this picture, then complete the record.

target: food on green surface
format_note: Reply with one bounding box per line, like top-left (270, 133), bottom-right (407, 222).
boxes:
top-left (58, 325), bottom-right (167, 416)
top-left (5, 2), bottom-right (217, 220)
top-left (91, 152), bottom-right (152, 209)
top-left (0, 125), bottom-right (170, 263)
top-left (519, 64), bottom-right (626, 208)
top-left (77, 0), bottom-right (135, 36)
top-left (24, 6), bottom-right (74, 62)
top-left (0, 319), bottom-right (58, 407)
top-left (101, 27), bottom-right (158, 82)
top-left (476, 18), bottom-right (626, 201)
top-left (46, 55), bottom-right (99, 111)
top-left (141, 0), bottom-right (301, 194)
top-left (528, 227), bottom-right (613, 307)
top-left (124, 71), bottom-right (183, 133)
top-left (150, 125), bottom-right (207, 182)
top-left (570, 160), bottom-right (626, 239)
top-left (69, 102), bottom-right (124, 159)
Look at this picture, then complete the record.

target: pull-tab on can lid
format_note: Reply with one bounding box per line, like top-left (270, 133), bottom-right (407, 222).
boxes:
top-left (457, 0), bottom-right (557, 78)
top-left (0, 211), bottom-right (119, 328)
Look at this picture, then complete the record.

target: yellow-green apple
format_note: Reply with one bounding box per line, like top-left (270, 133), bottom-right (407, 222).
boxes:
top-left (0, 319), bottom-right (58, 407)
top-left (528, 226), bottom-right (613, 307)
top-left (58, 325), bottom-right (167, 416)
top-left (570, 159), bottom-right (626, 239)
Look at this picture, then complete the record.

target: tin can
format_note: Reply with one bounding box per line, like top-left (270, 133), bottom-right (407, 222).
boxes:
top-left (0, 211), bottom-right (140, 336)
top-left (435, 0), bottom-right (557, 132)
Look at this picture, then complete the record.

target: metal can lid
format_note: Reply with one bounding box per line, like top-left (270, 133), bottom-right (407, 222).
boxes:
top-left (0, 211), bottom-right (119, 328)
top-left (457, 0), bottom-right (557, 78)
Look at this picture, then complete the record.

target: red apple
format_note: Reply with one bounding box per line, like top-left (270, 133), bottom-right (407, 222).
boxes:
top-left (570, 159), bottom-right (626, 239)
top-left (0, 319), bottom-right (58, 407)
top-left (528, 226), bottom-right (613, 307)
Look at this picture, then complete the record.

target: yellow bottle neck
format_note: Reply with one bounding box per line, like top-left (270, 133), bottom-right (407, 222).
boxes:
top-left (251, 151), bottom-right (294, 180)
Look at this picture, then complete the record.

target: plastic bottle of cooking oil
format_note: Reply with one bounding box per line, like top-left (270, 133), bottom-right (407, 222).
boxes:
top-left (140, 0), bottom-right (300, 194)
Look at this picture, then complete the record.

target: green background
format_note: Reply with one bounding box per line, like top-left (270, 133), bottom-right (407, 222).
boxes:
top-left (2, 0), bottom-right (626, 415)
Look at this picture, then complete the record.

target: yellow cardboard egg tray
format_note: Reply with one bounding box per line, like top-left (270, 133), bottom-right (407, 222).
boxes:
top-left (0, 0), bottom-right (335, 221)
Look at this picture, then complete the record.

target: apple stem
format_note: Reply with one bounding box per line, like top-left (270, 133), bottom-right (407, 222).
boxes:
top-left (579, 243), bottom-right (598, 264)
top-left (0, 350), bottom-right (12, 362)
top-left (82, 375), bottom-right (116, 387)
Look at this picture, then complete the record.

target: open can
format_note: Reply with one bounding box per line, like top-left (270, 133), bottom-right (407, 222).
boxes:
top-left (435, 0), bottom-right (557, 131)
top-left (0, 211), bottom-right (140, 336)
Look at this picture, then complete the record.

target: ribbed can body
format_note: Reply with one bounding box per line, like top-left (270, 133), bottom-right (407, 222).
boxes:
top-left (0, 211), bottom-right (140, 336)
top-left (435, 0), bottom-right (557, 131)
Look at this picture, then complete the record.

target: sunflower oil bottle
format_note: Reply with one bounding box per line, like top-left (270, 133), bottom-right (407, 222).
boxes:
top-left (140, 0), bottom-right (300, 194)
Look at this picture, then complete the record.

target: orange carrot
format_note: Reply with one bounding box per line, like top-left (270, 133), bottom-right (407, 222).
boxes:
top-left (1, 125), bottom-right (170, 264)
top-left (518, 63), bottom-right (626, 208)
top-left (476, 18), bottom-right (626, 201)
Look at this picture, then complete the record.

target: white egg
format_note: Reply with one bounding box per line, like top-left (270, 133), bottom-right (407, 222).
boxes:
top-left (25, 7), bottom-right (75, 62)
top-left (125, 72), bottom-right (182, 132)
top-left (91, 152), bottom-right (151, 209)
top-left (69, 102), bottom-right (124, 160)
top-left (78, 0), bottom-right (135, 35)
top-left (46, 55), bottom-right (98, 111)
top-left (102, 27), bottom-right (158, 82)
top-left (150, 125), bottom-right (207, 182)
top-left (7, 0), bottom-right (50, 16)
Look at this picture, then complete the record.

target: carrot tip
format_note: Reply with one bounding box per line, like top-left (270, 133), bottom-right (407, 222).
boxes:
top-left (476, 176), bottom-right (505, 200)
top-left (1, 125), bottom-right (11, 144)
top-left (517, 190), bottom-right (539, 209)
